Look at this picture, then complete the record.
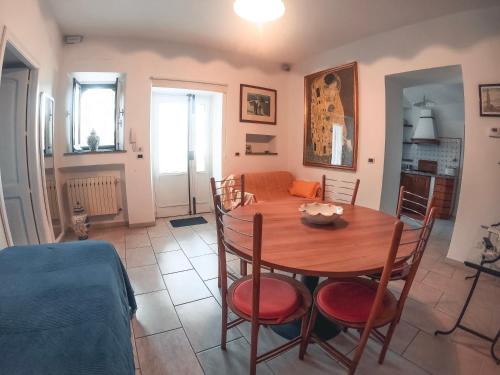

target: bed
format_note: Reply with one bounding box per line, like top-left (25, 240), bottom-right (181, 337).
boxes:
top-left (0, 240), bottom-right (137, 375)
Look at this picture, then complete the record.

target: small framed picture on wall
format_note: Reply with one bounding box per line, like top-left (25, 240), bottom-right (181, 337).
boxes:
top-left (240, 84), bottom-right (277, 125)
top-left (479, 84), bottom-right (500, 117)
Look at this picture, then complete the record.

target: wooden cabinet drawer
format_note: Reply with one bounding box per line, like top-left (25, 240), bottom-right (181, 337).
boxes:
top-left (434, 199), bottom-right (452, 209)
top-left (435, 177), bottom-right (455, 187)
top-left (433, 191), bottom-right (453, 201)
top-left (434, 184), bottom-right (454, 193)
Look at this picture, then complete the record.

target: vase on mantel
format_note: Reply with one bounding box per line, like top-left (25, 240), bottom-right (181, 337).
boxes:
top-left (87, 129), bottom-right (100, 151)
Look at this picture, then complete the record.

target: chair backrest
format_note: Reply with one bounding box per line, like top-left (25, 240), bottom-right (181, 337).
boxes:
top-left (210, 175), bottom-right (245, 211)
top-left (213, 194), bottom-right (263, 321)
top-left (393, 207), bottom-right (437, 315)
top-left (321, 175), bottom-right (360, 205)
top-left (396, 186), bottom-right (434, 223)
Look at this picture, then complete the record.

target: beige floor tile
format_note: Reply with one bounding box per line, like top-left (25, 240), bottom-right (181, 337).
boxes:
top-left (404, 330), bottom-right (488, 375)
top-left (126, 233), bottom-right (151, 249)
top-left (132, 290), bottom-right (181, 338)
top-left (422, 270), bottom-right (472, 296)
top-left (146, 221), bottom-right (170, 238)
top-left (190, 253), bottom-right (219, 280)
top-left (128, 265), bottom-right (165, 295)
top-left (126, 227), bottom-right (149, 235)
top-left (131, 328), bottom-right (140, 369)
top-left (163, 269), bottom-right (211, 305)
top-left (479, 356), bottom-right (500, 375)
top-left (429, 261), bottom-right (456, 278)
top-left (196, 229), bottom-right (218, 245)
top-left (136, 328), bottom-right (203, 375)
top-left (352, 339), bottom-right (428, 375)
top-left (156, 250), bottom-right (192, 274)
top-left (204, 277), bottom-right (234, 306)
top-left (408, 281), bottom-right (443, 306)
top-left (112, 240), bottom-right (126, 260)
top-left (401, 298), bottom-right (456, 335)
top-left (268, 344), bottom-right (346, 375)
top-left (150, 235), bottom-right (180, 253)
top-left (210, 243), bottom-right (238, 261)
top-left (173, 231), bottom-right (212, 258)
top-left (126, 246), bottom-right (157, 268)
top-left (176, 297), bottom-right (241, 352)
top-left (237, 323), bottom-right (288, 354)
top-left (375, 319), bottom-right (420, 355)
top-left (197, 337), bottom-right (274, 375)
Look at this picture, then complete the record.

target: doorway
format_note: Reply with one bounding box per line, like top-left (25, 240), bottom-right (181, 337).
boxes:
top-left (381, 65), bottom-right (465, 257)
top-left (0, 42), bottom-right (40, 245)
top-left (151, 86), bottom-right (223, 217)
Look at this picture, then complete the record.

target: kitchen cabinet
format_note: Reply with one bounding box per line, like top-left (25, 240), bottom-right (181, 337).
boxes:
top-left (433, 177), bottom-right (455, 219)
top-left (400, 173), bottom-right (431, 216)
top-left (400, 172), bottom-right (456, 219)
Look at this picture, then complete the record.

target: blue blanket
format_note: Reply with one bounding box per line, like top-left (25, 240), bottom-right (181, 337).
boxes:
top-left (0, 241), bottom-right (137, 375)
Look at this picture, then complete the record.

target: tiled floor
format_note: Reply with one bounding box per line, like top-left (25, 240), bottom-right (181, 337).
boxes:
top-left (64, 216), bottom-right (500, 374)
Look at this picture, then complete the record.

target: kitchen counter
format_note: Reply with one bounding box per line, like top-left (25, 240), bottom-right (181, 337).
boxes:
top-left (401, 169), bottom-right (456, 179)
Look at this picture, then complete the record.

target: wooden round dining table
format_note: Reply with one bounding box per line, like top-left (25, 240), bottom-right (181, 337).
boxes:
top-left (228, 198), bottom-right (412, 278)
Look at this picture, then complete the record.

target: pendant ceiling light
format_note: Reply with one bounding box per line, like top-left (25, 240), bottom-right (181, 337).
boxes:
top-left (234, 0), bottom-right (285, 23)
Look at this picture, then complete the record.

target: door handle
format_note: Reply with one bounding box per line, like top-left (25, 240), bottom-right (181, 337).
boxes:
top-left (188, 151), bottom-right (195, 161)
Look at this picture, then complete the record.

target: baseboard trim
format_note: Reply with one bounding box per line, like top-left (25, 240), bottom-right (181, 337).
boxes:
top-left (128, 221), bottom-right (155, 229)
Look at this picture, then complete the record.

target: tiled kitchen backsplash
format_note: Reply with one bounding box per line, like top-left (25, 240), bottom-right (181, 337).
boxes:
top-left (402, 138), bottom-right (462, 174)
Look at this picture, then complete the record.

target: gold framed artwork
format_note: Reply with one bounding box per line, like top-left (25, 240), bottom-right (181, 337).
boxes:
top-left (240, 84), bottom-right (277, 125)
top-left (303, 62), bottom-right (358, 170)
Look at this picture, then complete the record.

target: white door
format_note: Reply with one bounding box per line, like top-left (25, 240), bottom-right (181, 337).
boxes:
top-left (152, 91), bottom-right (213, 217)
top-left (0, 68), bottom-right (39, 245)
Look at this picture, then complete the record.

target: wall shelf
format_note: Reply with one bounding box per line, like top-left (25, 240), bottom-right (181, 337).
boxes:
top-left (245, 152), bottom-right (278, 156)
top-left (246, 133), bottom-right (277, 155)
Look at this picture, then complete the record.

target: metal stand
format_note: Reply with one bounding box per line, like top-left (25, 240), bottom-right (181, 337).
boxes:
top-left (435, 256), bottom-right (500, 365)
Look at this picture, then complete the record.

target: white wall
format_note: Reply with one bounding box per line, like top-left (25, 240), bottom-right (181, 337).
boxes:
top-left (286, 6), bottom-right (500, 261)
top-left (380, 79), bottom-right (404, 215)
top-left (56, 37), bottom-right (289, 226)
top-left (0, 0), bottom-right (62, 245)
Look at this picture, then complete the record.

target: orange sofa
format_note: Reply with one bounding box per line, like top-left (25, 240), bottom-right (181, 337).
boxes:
top-left (243, 171), bottom-right (319, 202)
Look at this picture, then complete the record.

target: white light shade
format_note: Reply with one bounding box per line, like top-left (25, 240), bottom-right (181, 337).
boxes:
top-left (234, 0), bottom-right (285, 23)
top-left (413, 109), bottom-right (437, 140)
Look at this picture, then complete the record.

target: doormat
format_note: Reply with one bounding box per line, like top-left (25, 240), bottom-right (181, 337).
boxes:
top-left (170, 216), bottom-right (208, 228)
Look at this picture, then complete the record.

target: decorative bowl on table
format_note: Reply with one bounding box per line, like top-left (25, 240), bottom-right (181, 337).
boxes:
top-left (298, 202), bottom-right (343, 225)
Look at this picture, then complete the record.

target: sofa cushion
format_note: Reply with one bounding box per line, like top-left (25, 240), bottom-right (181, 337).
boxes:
top-left (288, 180), bottom-right (321, 198)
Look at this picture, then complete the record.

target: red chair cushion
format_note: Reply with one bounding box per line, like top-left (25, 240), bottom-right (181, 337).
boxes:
top-left (232, 276), bottom-right (301, 321)
top-left (316, 280), bottom-right (394, 324)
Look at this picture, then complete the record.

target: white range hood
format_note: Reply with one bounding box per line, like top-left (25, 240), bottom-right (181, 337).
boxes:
top-left (412, 108), bottom-right (439, 144)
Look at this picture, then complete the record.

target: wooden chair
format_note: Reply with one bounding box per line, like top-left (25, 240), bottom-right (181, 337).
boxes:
top-left (370, 186), bottom-right (436, 281)
top-left (210, 176), bottom-right (249, 283)
top-left (396, 185), bottom-right (434, 223)
top-left (210, 175), bottom-right (246, 211)
top-left (322, 175), bottom-right (360, 205)
top-left (299, 208), bottom-right (437, 374)
top-left (214, 194), bottom-right (312, 375)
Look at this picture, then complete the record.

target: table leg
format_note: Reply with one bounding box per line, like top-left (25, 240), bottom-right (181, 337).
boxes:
top-left (271, 276), bottom-right (341, 340)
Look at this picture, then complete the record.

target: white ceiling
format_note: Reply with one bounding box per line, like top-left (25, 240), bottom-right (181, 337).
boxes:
top-left (43, 0), bottom-right (498, 63)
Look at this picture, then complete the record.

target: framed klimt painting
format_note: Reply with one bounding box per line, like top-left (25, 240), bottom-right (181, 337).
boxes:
top-left (479, 84), bottom-right (500, 117)
top-left (240, 84), bottom-right (277, 125)
top-left (303, 62), bottom-right (358, 170)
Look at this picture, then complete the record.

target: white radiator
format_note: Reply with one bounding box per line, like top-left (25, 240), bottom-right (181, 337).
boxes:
top-left (66, 176), bottom-right (120, 216)
top-left (46, 175), bottom-right (60, 220)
